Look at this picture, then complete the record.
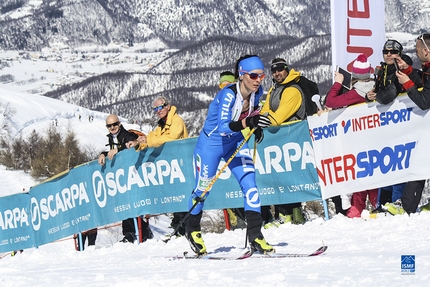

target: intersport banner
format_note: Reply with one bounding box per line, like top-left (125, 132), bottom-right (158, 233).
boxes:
top-left (0, 120), bottom-right (321, 252)
top-left (330, 0), bottom-right (385, 72)
top-left (307, 96), bottom-right (429, 199)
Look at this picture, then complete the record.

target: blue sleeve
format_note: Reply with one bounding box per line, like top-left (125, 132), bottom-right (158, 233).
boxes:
top-left (216, 89), bottom-right (237, 135)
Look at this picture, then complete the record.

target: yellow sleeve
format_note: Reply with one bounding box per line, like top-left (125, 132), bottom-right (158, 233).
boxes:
top-left (261, 87), bottom-right (302, 126)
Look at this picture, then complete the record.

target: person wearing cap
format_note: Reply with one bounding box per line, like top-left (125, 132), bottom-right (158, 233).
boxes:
top-left (218, 71), bottom-right (235, 89)
top-left (374, 39), bottom-right (421, 104)
top-left (324, 54), bottom-right (379, 218)
top-left (260, 58), bottom-right (305, 124)
top-left (184, 55), bottom-right (273, 255)
top-left (386, 33), bottom-right (430, 215)
top-left (127, 97), bottom-right (189, 237)
top-left (325, 53), bottom-right (376, 109)
top-left (259, 58), bottom-right (309, 226)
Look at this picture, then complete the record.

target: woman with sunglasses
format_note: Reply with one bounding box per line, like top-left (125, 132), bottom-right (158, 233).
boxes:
top-left (185, 55), bottom-right (273, 255)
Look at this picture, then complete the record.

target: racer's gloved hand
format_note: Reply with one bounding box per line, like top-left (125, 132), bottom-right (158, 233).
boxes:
top-left (245, 114), bottom-right (271, 129)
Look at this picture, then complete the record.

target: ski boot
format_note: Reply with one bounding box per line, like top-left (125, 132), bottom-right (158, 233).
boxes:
top-left (292, 207), bottom-right (306, 224)
top-left (186, 231), bottom-right (207, 256)
top-left (383, 199), bottom-right (405, 215)
top-left (186, 211), bottom-right (206, 255)
top-left (246, 210), bottom-right (275, 254)
top-left (250, 236), bottom-right (274, 254)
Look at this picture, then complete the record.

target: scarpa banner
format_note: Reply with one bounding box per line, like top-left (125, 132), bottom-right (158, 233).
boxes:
top-left (307, 95), bottom-right (430, 199)
top-left (0, 120), bottom-right (321, 252)
top-left (0, 193), bottom-right (34, 252)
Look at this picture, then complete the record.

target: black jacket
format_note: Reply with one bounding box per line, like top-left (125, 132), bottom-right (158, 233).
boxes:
top-left (101, 125), bottom-right (138, 156)
top-left (376, 63), bottom-right (422, 104)
top-left (407, 63), bottom-right (430, 110)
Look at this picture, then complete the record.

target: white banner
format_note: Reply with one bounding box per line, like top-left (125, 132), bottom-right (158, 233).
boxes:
top-left (330, 0), bottom-right (386, 73)
top-left (307, 96), bottom-right (430, 199)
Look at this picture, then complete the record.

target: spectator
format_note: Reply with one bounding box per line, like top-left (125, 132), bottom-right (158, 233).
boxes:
top-left (130, 97), bottom-right (188, 150)
top-left (183, 55), bottom-right (273, 255)
top-left (98, 114), bottom-right (139, 243)
top-left (128, 97), bottom-right (189, 236)
top-left (325, 54), bottom-right (378, 218)
top-left (259, 58), bottom-right (308, 225)
top-left (391, 33), bottom-right (430, 215)
top-left (368, 39), bottom-right (422, 215)
top-left (374, 39), bottom-right (421, 104)
top-left (74, 228), bottom-right (97, 251)
top-left (218, 71), bottom-right (235, 89)
top-left (325, 54), bottom-right (376, 108)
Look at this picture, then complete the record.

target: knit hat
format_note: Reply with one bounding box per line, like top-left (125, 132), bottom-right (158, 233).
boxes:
top-left (352, 54), bottom-right (371, 79)
top-left (271, 58), bottom-right (289, 73)
top-left (383, 39), bottom-right (403, 53)
top-left (219, 72), bottom-right (235, 87)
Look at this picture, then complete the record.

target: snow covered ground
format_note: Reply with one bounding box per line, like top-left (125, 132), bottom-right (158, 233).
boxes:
top-left (1, 31), bottom-right (430, 286)
top-left (0, 197), bottom-right (429, 286)
top-left (0, 89), bottom-right (429, 286)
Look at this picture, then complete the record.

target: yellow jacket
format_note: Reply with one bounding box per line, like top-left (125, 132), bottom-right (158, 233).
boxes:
top-left (136, 105), bottom-right (188, 150)
top-left (260, 68), bottom-right (303, 125)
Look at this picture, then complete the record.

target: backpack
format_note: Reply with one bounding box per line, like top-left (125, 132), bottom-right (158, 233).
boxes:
top-left (283, 76), bottom-right (319, 119)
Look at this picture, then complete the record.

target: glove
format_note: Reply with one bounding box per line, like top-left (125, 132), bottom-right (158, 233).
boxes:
top-left (254, 127), bottom-right (264, 144)
top-left (245, 114), bottom-right (271, 129)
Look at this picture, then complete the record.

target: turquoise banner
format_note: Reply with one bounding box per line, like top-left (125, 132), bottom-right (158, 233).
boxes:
top-left (0, 120), bottom-right (322, 252)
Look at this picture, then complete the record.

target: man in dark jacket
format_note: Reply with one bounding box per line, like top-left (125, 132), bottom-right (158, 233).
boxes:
top-left (397, 33), bottom-right (430, 109)
top-left (98, 114), bottom-right (139, 243)
top-left (390, 33), bottom-right (430, 214)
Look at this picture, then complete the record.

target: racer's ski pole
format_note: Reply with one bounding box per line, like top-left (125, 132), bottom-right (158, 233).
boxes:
top-left (163, 128), bottom-right (256, 242)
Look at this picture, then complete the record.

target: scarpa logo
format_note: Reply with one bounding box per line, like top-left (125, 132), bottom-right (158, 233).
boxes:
top-left (92, 160), bottom-right (186, 208)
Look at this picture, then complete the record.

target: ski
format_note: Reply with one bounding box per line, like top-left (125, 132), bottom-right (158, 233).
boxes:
top-left (251, 245), bottom-right (328, 258)
top-left (165, 246), bottom-right (327, 260)
top-left (167, 250), bottom-right (253, 261)
top-left (0, 249), bottom-right (23, 259)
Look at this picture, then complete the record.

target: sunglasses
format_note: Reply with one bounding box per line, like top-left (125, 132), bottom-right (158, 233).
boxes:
top-left (417, 34), bottom-right (430, 51)
top-left (271, 66), bottom-right (286, 73)
top-left (106, 121), bottom-right (120, 128)
top-left (153, 103), bottom-right (167, 112)
top-left (240, 71), bottom-right (266, 80)
top-left (382, 49), bottom-right (400, 55)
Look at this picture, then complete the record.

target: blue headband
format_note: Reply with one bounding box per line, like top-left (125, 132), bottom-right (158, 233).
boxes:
top-left (239, 56), bottom-right (264, 75)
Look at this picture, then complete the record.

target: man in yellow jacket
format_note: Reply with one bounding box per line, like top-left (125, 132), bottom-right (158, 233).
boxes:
top-left (128, 96), bottom-right (188, 235)
top-left (260, 59), bottom-right (304, 124)
top-left (260, 58), bottom-right (306, 226)
top-left (129, 97), bottom-right (188, 149)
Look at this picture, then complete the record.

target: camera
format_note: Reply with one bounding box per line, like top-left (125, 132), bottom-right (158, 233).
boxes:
top-left (373, 63), bottom-right (384, 93)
